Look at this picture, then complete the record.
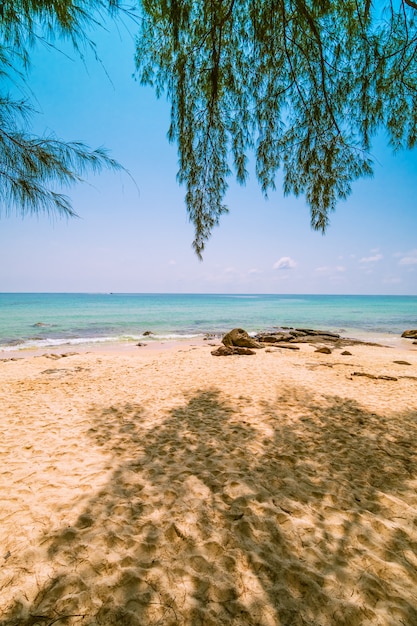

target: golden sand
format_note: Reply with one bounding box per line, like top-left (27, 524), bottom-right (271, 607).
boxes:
top-left (1, 340), bottom-right (417, 625)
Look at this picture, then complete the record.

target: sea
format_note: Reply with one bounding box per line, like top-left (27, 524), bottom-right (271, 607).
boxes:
top-left (0, 293), bottom-right (416, 353)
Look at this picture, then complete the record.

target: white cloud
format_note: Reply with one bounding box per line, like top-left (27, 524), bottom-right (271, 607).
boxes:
top-left (248, 268), bottom-right (262, 275)
top-left (359, 253), bottom-right (383, 263)
top-left (273, 256), bottom-right (297, 270)
top-left (168, 259), bottom-right (176, 266)
top-left (398, 249), bottom-right (417, 266)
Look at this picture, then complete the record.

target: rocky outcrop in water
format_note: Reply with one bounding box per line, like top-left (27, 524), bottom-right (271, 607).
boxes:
top-left (254, 327), bottom-right (383, 348)
top-left (255, 328), bottom-right (342, 345)
top-left (212, 326), bottom-right (385, 356)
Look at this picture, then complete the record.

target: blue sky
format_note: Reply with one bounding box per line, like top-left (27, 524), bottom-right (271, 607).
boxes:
top-left (1, 19), bottom-right (416, 294)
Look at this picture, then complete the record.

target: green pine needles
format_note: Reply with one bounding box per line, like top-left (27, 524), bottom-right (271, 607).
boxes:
top-left (0, 97), bottom-right (124, 218)
top-left (1, 2), bottom-right (417, 255)
top-left (0, 1), bottom-right (127, 221)
top-left (136, 0), bottom-right (417, 257)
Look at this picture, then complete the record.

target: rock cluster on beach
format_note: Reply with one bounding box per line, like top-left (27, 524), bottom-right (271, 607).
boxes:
top-left (211, 326), bottom-right (381, 356)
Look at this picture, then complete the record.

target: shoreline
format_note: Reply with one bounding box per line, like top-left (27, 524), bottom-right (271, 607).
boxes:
top-left (1, 326), bottom-right (416, 360)
top-left (0, 336), bottom-right (213, 360)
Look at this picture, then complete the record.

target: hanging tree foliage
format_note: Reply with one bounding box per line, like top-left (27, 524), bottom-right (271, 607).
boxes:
top-left (135, 0), bottom-right (417, 257)
top-left (0, 1), bottom-right (129, 220)
top-left (1, 1), bottom-right (416, 253)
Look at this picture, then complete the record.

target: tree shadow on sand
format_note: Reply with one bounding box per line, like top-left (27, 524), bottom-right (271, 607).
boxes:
top-left (2, 387), bottom-right (417, 625)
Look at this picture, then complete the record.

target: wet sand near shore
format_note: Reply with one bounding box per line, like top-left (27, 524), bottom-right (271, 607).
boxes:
top-left (0, 340), bottom-right (416, 625)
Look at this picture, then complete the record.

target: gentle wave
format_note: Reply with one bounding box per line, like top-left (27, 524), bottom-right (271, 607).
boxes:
top-left (0, 336), bottom-right (117, 351)
top-left (0, 332), bottom-right (205, 352)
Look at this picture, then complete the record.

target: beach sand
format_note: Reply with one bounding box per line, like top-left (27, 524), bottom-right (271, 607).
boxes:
top-left (1, 339), bottom-right (417, 625)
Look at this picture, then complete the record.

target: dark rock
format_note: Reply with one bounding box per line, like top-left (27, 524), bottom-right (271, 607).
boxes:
top-left (136, 342), bottom-right (146, 347)
top-left (142, 330), bottom-right (154, 336)
top-left (277, 343), bottom-right (300, 350)
top-left (296, 328), bottom-right (340, 338)
top-left (352, 372), bottom-right (398, 381)
top-left (401, 330), bottom-right (417, 339)
top-left (393, 360), bottom-right (411, 365)
top-left (341, 350), bottom-right (352, 355)
top-left (352, 372), bottom-right (377, 379)
top-left (256, 333), bottom-right (294, 343)
top-left (292, 333), bottom-right (342, 345)
top-left (222, 328), bottom-right (262, 349)
top-left (310, 334), bottom-right (340, 343)
top-left (256, 335), bottom-right (279, 343)
top-left (289, 330), bottom-right (308, 338)
top-left (211, 345), bottom-right (256, 356)
top-left (315, 346), bottom-right (332, 354)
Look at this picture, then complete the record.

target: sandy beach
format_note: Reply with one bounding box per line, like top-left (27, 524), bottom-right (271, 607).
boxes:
top-left (1, 338), bottom-right (417, 625)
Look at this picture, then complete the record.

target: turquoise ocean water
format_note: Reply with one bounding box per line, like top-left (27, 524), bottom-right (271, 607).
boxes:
top-left (0, 293), bottom-right (416, 352)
